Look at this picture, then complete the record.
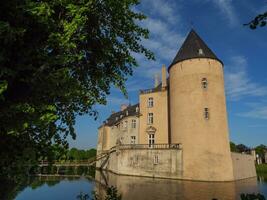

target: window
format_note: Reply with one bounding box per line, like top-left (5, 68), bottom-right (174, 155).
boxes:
top-left (136, 106), bottom-right (139, 113)
top-left (131, 119), bottom-right (136, 128)
top-left (131, 136), bottom-right (136, 144)
top-left (198, 48), bottom-right (204, 55)
top-left (204, 108), bottom-right (209, 120)
top-left (148, 134), bottom-right (155, 147)
top-left (202, 78), bottom-right (208, 89)
top-left (148, 113), bottom-right (153, 124)
top-left (124, 121), bottom-right (128, 129)
top-left (148, 97), bottom-right (154, 107)
top-left (154, 155), bottom-right (159, 164)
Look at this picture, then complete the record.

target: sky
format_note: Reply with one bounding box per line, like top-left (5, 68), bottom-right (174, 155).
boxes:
top-left (69, 0), bottom-right (267, 149)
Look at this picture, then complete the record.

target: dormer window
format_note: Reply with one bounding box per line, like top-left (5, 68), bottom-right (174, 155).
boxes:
top-left (116, 117), bottom-right (118, 121)
top-left (198, 48), bottom-right (204, 55)
top-left (120, 115), bottom-right (123, 119)
top-left (126, 110), bottom-right (129, 116)
top-left (136, 106), bottom-right (139, 113)
top-left (201, 78), bottom-right (208, 89)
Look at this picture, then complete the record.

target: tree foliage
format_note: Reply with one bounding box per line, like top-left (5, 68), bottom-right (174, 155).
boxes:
top-left (230, 142), bottom-right (251, 153)
top-left (245, 12), bottom-right (267, 29)
top-left (66, 148), bottom-right (96, 161)
top-left (255, 144), bottom-right (267, 158)
top-left (230, 142), bottom-right (238, 152)
top-left (0, 0), bottom-right (154, 180)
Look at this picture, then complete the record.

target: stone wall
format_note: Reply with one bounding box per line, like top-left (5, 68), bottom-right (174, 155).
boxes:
top-left (231, 152), bottom-right (257, 180)
top-left (97, 149), bottom-right (257, 181)
top-left (99, 148), bottom-right (183, 179)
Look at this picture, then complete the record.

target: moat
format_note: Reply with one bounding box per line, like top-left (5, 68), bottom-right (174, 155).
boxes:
top-left (14, 170), bottom-right (267, 200)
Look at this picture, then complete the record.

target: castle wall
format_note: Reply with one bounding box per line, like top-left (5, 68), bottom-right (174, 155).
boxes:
top-left (231, 153), bottom-right (257, 180)
top-left (139, 89), bottom-right (169, 144)
top-left (99, 148), bottom-right (182, 179)
top-left (97, 116), bottom-right (139, 155)
top-left (97, 126), bottom-right (112, 155)
top-left (169, 58), bottom-right (234, 181)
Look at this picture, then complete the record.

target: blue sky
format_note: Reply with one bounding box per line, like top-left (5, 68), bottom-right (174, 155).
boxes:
top-left (70, 0), bottom-right (267, 149)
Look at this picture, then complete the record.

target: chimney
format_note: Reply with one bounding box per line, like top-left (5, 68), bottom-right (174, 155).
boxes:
top-left (162, 65), bottom-right (167, 88)
top-left (120, 104), bottom-right (128, 111)
top-left (154, 73), bottom-right (160, 88)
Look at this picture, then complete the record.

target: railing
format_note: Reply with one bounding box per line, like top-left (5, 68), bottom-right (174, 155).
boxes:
top-left (118, 143), bottom-right (182, 150)
top-left (38, 158), bottom-right (96, 166)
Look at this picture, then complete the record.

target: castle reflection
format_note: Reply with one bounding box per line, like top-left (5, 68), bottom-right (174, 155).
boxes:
top-left (95, 170), bottom-right (259, 200)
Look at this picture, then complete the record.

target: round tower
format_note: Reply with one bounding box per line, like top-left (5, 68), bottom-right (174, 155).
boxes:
top-left (169, 30), bottom-right (234, 181)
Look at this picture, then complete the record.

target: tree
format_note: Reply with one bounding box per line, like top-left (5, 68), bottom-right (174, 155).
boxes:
top-left (245, 12), bottom-right (267, 29)
top-left (255, 144), bottom-right (267, 158)
top-left (0, 0), bottom-right (154, 181)
top-left (236, 144), bottom-right (250, 153)
top-left (230, 142), bottom-right (238, 152)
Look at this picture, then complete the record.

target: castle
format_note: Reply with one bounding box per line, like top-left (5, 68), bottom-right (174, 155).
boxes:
top-left (96, 29), bottom-right (256, 181)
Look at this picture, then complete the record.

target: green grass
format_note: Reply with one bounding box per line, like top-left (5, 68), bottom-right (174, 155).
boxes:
top-left (256, 164), bottom-right (267, 173)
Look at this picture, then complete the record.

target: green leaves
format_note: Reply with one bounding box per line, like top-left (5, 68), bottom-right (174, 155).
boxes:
top-left (0, 0), bottom-right (154, 179)
top-left (0, 80), bottom-right (7, 100)
top-left (245, 12), bottom-right (267, 29)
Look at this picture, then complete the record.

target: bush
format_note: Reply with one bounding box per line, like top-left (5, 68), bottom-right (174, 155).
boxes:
top-left (256, 164), bottom-right (267, 173)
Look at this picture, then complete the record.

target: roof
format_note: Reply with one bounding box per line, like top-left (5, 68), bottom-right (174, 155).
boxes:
top-left (168, 29), bottom-right (223, 71)
top-left (102, 104), bottom-right (139, 127)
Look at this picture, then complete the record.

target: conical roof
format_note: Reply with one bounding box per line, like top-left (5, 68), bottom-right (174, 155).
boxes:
top-left (168, 29), bottom-right (223, 71)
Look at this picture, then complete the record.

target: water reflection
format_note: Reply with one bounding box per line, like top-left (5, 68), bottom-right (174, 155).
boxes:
top-left (95, 170), bottom-right (260, 200)
top-left (11, 169), bottom-right (267, 200)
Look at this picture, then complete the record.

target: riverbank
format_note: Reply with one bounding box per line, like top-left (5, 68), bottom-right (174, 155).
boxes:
top-left (256, 164), bottom-right (267, 173)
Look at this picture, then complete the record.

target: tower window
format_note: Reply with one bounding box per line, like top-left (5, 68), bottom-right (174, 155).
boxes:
top-left (202, 78), bottom-right (208, 89)
top-left (204, 108), bottom-right (209, 120)
top-left (148, 97), bottom-right (154, 107)
top-left (198, 48), bottom-right (204, 55)
top-left (148, 113), bottom-right (153, 124)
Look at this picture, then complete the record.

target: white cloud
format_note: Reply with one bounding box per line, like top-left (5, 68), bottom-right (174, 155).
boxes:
top-left (207, 0), bottom-right (239, 26)
top-left (225, 56), bottom-right (267, 101)
top-left (238, 104), bottom-right (267, 120)
top-left (141, 0), bottom-right (179, 25)
top-left (134, 0), bottom-right (185, 80)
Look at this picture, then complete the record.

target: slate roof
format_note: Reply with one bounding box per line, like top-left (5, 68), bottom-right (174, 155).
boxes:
top-left (168, 29), bottom-right (223, 71)
top-left (103, 103), bottom-right (139, 127)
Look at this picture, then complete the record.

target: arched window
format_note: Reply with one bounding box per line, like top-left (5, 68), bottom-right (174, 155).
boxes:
top-left (204, 108), bottom-right (209, 120)
top-left (202, 78), bottom-right (208, 89)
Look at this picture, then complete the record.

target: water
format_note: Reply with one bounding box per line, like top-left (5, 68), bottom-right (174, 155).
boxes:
top-left (14, 171), bottom-right (267, 200)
